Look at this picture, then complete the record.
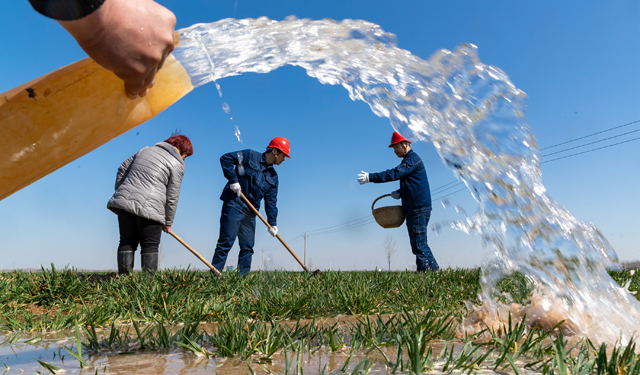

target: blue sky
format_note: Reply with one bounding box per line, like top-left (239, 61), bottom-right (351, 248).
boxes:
top-left (1, 1), bottom-right (639, 271)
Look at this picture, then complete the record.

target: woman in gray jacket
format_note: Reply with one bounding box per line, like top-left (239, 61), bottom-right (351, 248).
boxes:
top-left (107, 134), bottom-right (193, 274)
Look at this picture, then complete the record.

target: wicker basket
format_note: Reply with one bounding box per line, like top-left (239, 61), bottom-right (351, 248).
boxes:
top-left (371, 194), bottom-right (404, 228)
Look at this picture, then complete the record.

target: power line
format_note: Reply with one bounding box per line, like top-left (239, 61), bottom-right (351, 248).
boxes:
top-left (431, 181), bottom-right (464, 195)
top-left (267, 118), bottom-right (640, 245)
top-left (310, 219), bottom-right (376, 236)
top-left (270, 216), bottom-right (375, 248)
top-left (542, 127), bottom-right (640, 157)
top-left (541, 118), bottom-right (640, 150)
top-left (305, 215), bottom-right (371, 234)
top-left (542, 135), bottom-right (640, 164)
top-left (428, 130), bottom-right (640, 198)
top-left (433, 187), bottom-right (468, 202)
top-left (431, 179), bottom-right (461, 194)
top-left (311, 218), bottom-right (376, 235)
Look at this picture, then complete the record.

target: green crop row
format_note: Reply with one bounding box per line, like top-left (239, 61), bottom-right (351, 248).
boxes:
top-left (0, 266), bottom-right (483, 331)
top-left (0, 265), bottom-right (637, 332)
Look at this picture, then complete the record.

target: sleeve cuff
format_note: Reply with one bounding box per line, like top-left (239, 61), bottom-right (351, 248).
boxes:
top-left (29, 0), bottom-right (107, 21)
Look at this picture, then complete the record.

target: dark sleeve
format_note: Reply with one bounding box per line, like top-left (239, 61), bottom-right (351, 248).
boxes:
top-left (220, 151), bottom-right (240, 184)
top-left (28, 0), bottom-right (106, 21)
top-left (369, 158), bottom-right (422, 183)
top-left (264, 180), bottom-right (278, 226)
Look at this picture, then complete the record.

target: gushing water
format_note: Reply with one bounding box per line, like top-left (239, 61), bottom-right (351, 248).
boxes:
top-left (173, 16), bottom-right (640, 346)
top-left (186, 35), bottom-right (243, 142)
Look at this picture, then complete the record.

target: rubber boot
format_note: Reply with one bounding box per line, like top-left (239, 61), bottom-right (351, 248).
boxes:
top-left (141, 252), bottom-right (158, 273)
top-left (117, 251), bottom-right (134, 275)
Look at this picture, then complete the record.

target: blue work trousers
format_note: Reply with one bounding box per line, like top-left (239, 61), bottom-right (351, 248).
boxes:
top-left (212, 199), bottom-right (256, 275)
top-left (405, 207), bottom-right (439, 272)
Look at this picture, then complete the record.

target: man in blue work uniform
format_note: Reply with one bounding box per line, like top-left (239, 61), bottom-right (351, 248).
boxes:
top-left (212, 137), bottom-right (290, 275)
top-left (358, 132), bottom-right (439, 272)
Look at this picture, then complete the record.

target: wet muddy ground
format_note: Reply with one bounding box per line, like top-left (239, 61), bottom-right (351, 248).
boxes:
top-left (0, 315), bottom-right (460, 374)
top-left (0, 310), bottom-right (599, 374)
top-left (0, 333), bottom-right (400, 374)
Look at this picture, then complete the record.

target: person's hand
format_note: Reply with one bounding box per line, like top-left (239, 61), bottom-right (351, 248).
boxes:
top-left (268, 226), bottom-right (278, 237)
top-left (357, 171), bottom-right (369, 185)
top-left (230, 182), bottom-right (242, 197)
top-left (391, 191), bottom-right (401, 199)
top-left (163, 225), bottom-right (171, 233)
top-left (58, 0), bottom-right (177, 99)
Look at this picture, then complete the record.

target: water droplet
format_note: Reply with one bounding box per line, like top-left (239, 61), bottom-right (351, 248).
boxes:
top-left (222, 102), bottom-right (231, 114)
top-left (432, 222), bottom-right (442, 235)
top-left (454, 205), bottom-right (466, 215)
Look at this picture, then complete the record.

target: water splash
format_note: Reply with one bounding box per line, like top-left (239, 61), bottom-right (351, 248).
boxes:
top-left (173, 16), bottom-right (640, 345)
top-left (181, 34), bottom-right (242, 142)
top-left (237, 151), bottom-right (245, 176)
top-left (234, 124), bottom-right (242, 142)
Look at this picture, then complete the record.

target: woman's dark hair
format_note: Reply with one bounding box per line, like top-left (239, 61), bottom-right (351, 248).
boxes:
top-left (164, 133), bottom-right (193, 157)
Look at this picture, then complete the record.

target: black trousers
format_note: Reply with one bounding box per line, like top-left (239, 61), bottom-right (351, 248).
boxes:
top-left (116, 209), bottom-right (162, 254)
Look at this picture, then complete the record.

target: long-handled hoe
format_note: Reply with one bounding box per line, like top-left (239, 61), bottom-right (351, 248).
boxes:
top-left (239, 192), bottom-right (314, 273)
top-left (167, 230), bottom-right (222, 276)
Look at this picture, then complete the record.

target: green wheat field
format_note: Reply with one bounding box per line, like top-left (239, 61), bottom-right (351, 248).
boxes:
top-left (1, 267), bottom-right (640, 374)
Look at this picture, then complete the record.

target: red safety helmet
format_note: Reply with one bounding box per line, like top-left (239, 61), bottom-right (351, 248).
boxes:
top-left (388, 131), bottom-right (412, 147)
top-left (268, 136), bottom-right (291, 158)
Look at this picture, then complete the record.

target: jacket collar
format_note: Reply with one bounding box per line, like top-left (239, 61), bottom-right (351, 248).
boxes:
top-left (403, 149), bottom-right (414, 159)
top-left (157, 142), bottom-right (185, 165)
top-left (261, 152), bottom-right (273, 169)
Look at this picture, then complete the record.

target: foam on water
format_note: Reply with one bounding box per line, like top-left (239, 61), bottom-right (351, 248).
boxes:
top-left (173, 16), bottom-right (640, 346)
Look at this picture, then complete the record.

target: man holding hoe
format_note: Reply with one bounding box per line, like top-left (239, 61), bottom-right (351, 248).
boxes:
top-left (211, 137), bottom-right (290, 275)
top-left (358, 131), bottom-right (439, 272)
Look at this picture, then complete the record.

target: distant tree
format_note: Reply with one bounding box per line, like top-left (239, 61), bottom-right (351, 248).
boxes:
top-left (383, 235), bottom-right (397, 271)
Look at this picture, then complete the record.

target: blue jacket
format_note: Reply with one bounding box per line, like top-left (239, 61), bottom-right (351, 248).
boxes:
top-left (369, 149), bottom-right (431, 211)
top-left (220, 149), bottom-right (279, 226)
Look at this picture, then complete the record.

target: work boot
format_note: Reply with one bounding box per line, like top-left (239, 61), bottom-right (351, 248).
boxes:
top-left (141, 252), bottom-right (158, 273)
top-left (117, 251), bottom-right (134, 275)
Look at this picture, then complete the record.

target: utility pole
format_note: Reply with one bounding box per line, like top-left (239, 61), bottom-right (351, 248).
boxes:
top-left (303, 232), bottom-right (308, 267)
top-left (261, 249), bottom-right (265, 271)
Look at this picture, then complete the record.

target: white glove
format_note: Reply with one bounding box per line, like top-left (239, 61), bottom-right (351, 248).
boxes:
top-left (229, 182), bottom-right (241, 197)
top-left (357, 171), bottom-right (369, 185)
top-left (391, 190), bottom-right (401, 199)
top-left (268, 226), bottom-right (278, 237)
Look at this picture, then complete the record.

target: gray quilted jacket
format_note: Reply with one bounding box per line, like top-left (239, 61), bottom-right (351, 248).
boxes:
top-left (107, 142), bottom-right (185, 226)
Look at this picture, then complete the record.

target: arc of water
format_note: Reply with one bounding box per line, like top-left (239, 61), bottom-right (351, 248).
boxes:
top-left (173, 17), bottom-right (640, 346)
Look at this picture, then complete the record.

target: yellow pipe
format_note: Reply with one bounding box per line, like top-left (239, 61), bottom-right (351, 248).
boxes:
top-left (0, 53), bottom-right (193, 200)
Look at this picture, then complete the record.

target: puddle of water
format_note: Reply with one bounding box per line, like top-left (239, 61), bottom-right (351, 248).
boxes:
top-left (0, 316), bottom-right (500, 375)
top-left (0, 331), bottom-right (384, 374)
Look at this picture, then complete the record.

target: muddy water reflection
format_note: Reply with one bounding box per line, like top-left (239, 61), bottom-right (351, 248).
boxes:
top-left (0, 337), bottom-right (428, 375)
top-left (0, 334), bottom-right (383, 374)
top-left (0, 315), bottom-right (478, 375)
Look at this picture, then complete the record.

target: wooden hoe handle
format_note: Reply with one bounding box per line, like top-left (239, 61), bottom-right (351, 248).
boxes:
top-left (168, 230), bottom-right (222, 276)
top-left (239, 192), bottom-right (310, 272)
